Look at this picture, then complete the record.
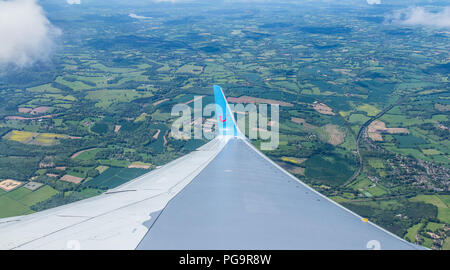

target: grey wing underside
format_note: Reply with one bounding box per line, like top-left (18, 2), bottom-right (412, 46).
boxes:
top-left (0, 136), bottom-right (424, 250)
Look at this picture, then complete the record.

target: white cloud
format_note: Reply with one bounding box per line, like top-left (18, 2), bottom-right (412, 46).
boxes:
top-left (67, 0), bottom-right (81, 4)
top-left (367, 0), bottom-right (381, 5)
top-left (389, 7), bottom-right (450, 28)
top-left (0, 0), bottom-right (61, 68)
top-left (129, 13), bottom-right (151, 20)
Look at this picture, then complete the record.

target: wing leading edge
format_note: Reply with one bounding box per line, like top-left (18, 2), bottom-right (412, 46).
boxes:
top-left (0, 86), bottom-right (424, 250)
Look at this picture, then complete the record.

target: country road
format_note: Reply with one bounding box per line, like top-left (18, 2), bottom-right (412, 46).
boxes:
top-left (343, 96), bottom-right (409, 187)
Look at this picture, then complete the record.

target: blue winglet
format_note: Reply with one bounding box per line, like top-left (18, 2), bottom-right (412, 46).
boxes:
top-left (213, 85), bottom-right (240, 137)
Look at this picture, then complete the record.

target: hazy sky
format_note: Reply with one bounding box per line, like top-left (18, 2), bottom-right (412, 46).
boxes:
top-left (0, 0), bottom-right (448, 69)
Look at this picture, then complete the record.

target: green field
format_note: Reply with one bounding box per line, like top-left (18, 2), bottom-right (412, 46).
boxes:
top-left (83, 167), bottom-right (150, 189)
top-left (304, 154), bottom-right (355, 186)
top-left (410, 195), bottom-right (448, 208)
top-left (0, 196), bottom-right (33, 218)
top-left (0, 185), bottom-right (59, 218)
top-left (425, 222), bottom-right (444, 232)
top-left (19, 186), bottom-right (59, 207)
top-left (421, 149), bottom-right (441, 155)
top-left (350, 175), bottom-right (372, 190)
top-left (367, 158), bottom-right (385, 169)
top-left (357, 104), bottom-right (380, 116)
top-left (410, 195), bottom-right (450, 223)
top-left (73, 148), bottom-right (105, 161)
top-left (4, 187), bottom-right (32, 201)
top-left (405, 223), bottom-right (422, 243)
top-left (366, 185), bottom-right (387, 196)
top-left (177, 64), bottom-right (203, 74)
top-left (66, 167), bottom-right (93, 178)
top-left (348, 113), bottom-right (370, 124)
top-left (85, 90), bottom-right (153, 108)
top-left (444, 238), bottom-right (450, 250)
top-left (438, 208), bottom-right (450, 224)
top-left (27, 83), bottom-right (62, 93)
top-left (393, 134), bottom-right (427, 148)
top-left (98, 159), bottom-right (131, 168)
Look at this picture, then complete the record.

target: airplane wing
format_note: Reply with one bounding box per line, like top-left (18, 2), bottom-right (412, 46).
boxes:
top-left (0, 86), bottom-right (424, 250)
